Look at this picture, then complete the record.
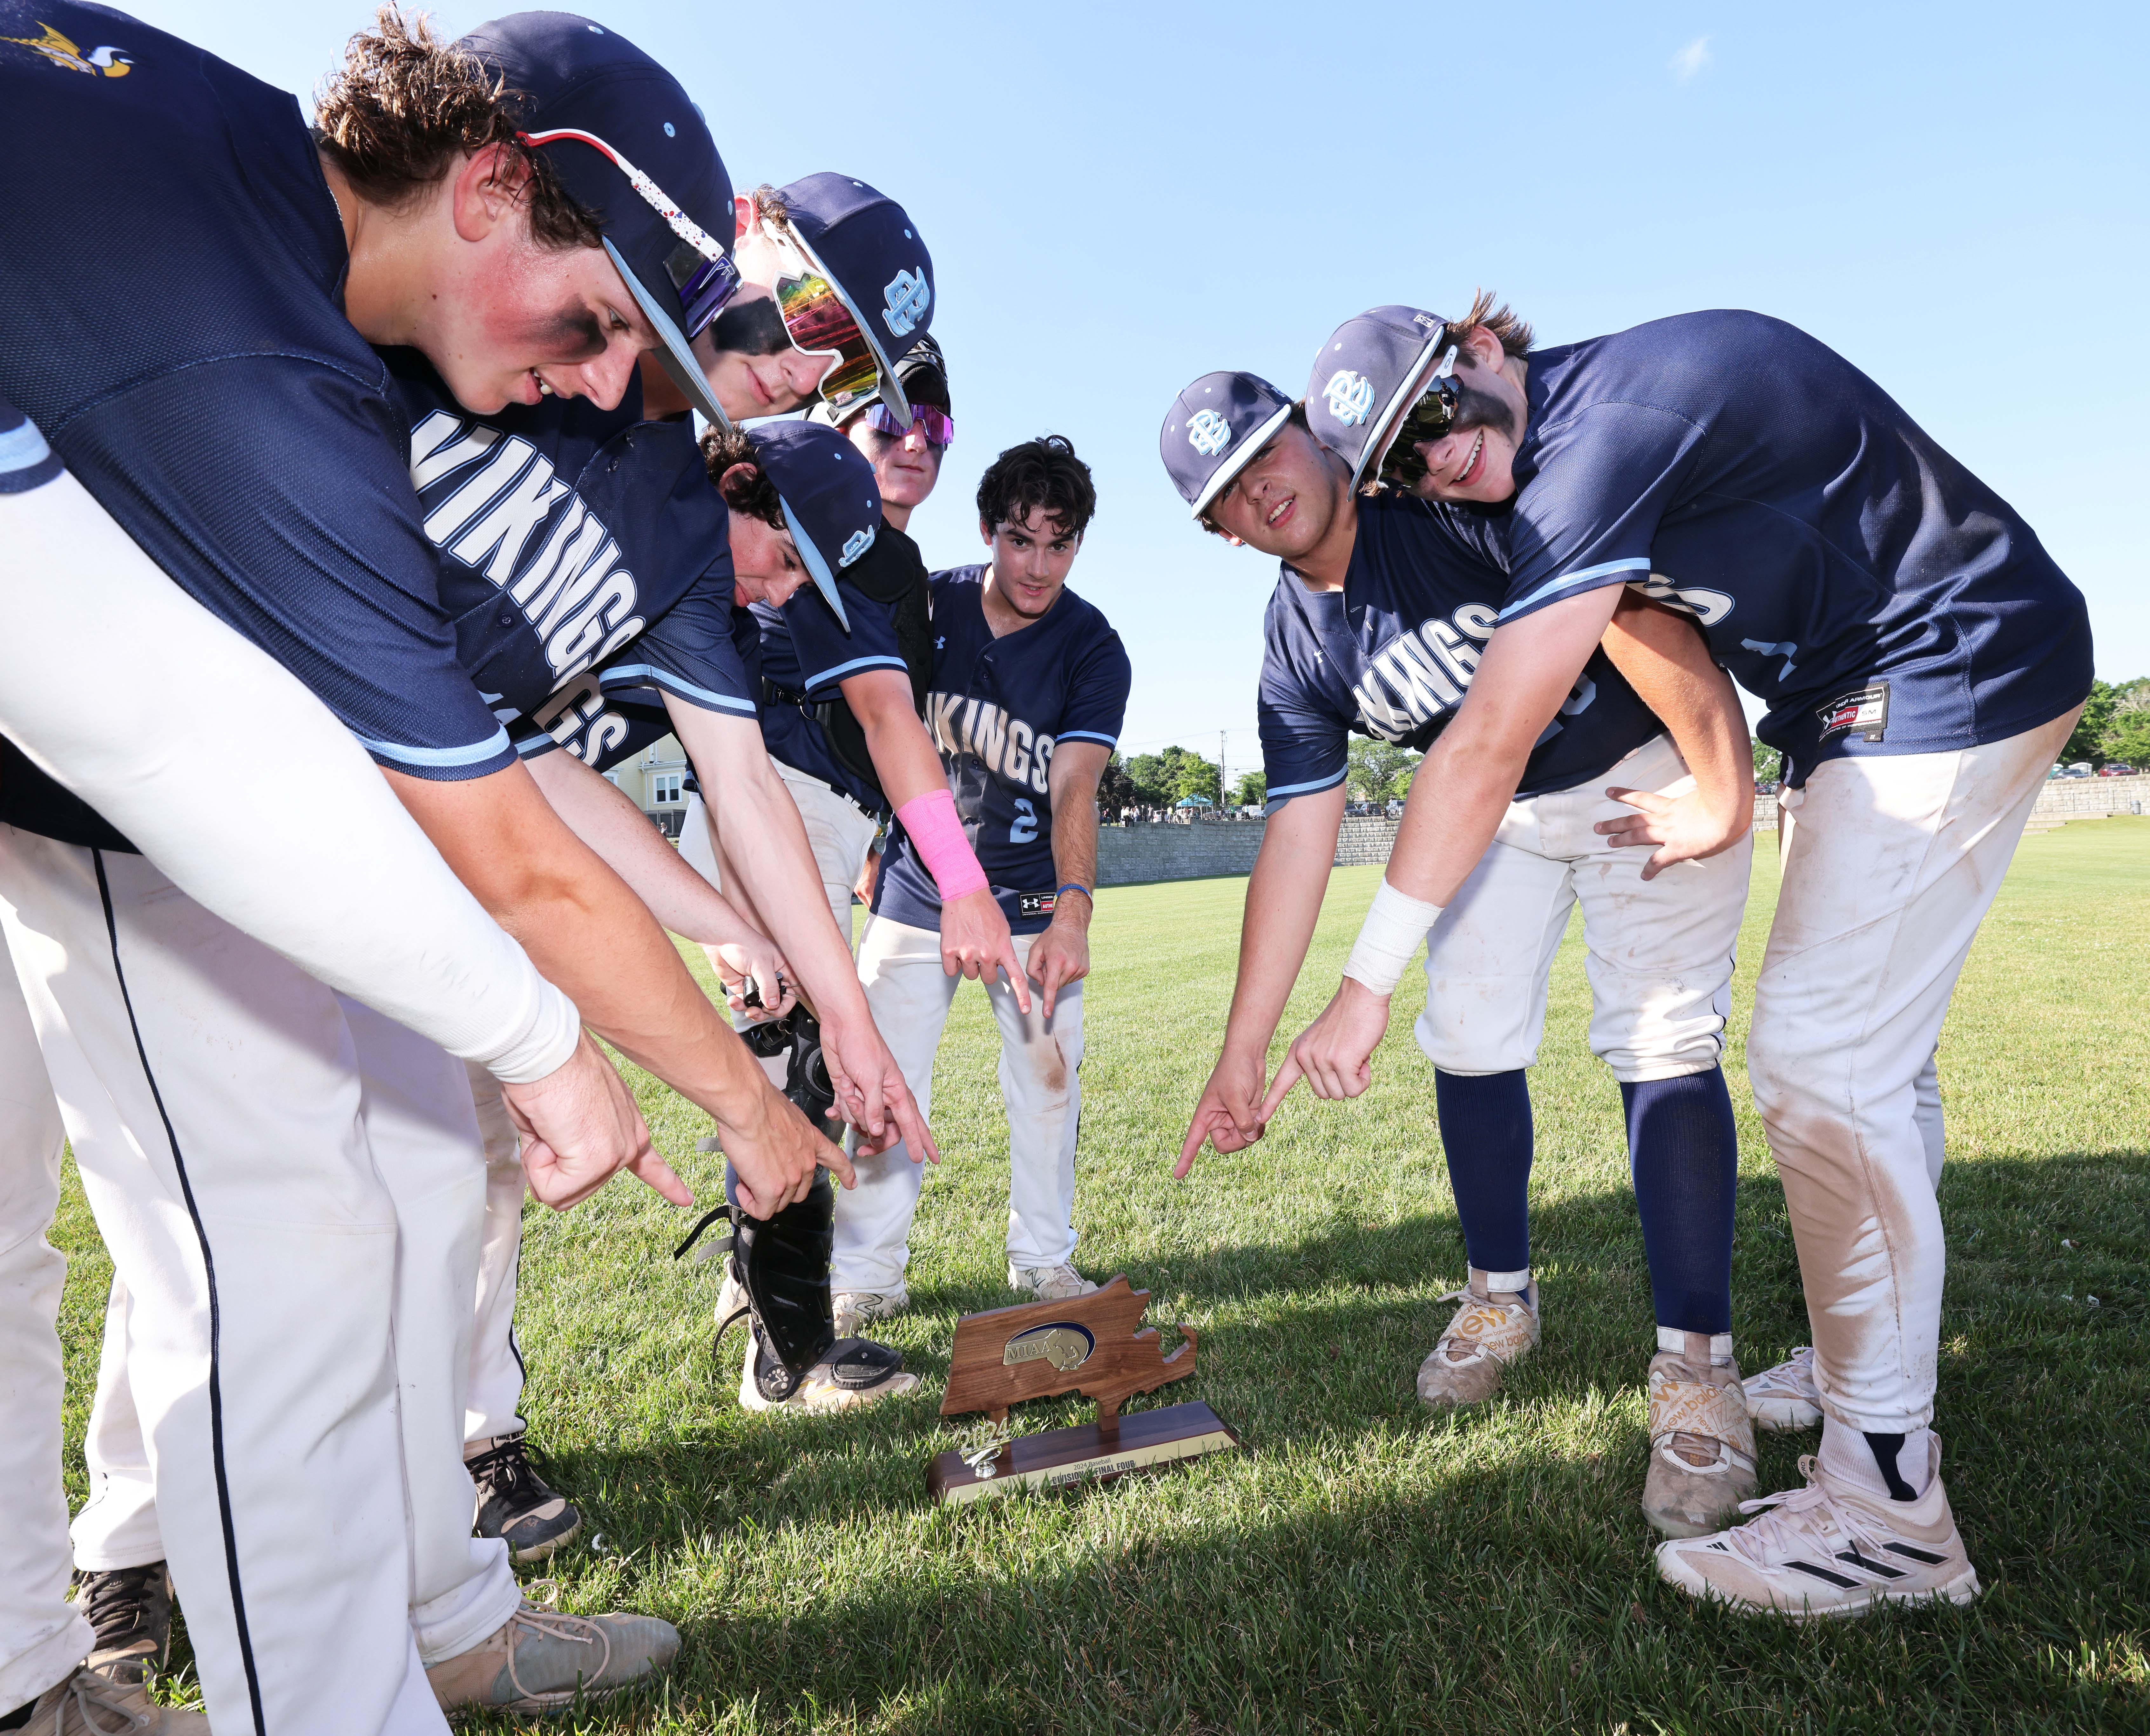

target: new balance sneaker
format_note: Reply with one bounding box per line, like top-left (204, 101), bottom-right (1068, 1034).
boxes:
top-left (736, 1316), bottom-right (920, 1414)
top-left (426, 1599), bottom-right (679, 1713)
top-left (1744, 1346), bottom-right (1824, 1432)
top-left (8, 1669), bottom-right (208, 1733)
top-left (465, 1431), bottom-right (583, 1564)
top-left (1642, 1336), bottom-right (1758, 1537)
top-left (1416, 1274), bottom-right (1539, 1408)
top-left (1655, 1435), bottom-right (1980, 1618)
top-left (69, 1563), bottom-right (172, 1686)
top-left (832, 1284), bottom-right (909, 1340)
top-left (1008, 1261), bottom-right (1098, 1303)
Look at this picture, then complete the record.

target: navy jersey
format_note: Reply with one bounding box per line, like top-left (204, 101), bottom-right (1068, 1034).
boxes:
top-left (876, 568), bottom-right (1131, 935)
top-left (379, 350), bottom-right (753, 770)
top-left (1471, 311), bottom-right (2092, 784)
top-left (1261, 494), bottom-right (1662, 808)
top-left (755, 580), bottom-right (908, 814)
top-left (0, 2), bottom-right (517, 834)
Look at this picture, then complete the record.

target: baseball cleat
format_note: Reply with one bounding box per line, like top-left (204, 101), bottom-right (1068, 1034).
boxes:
top-left (1007, 1261), bottom-right (1098, 1303)
top-left (466, 1430), bottom-right (583, 1564)
top-left (1642, 1339), bottom-right (1758, 1537)
top-left (736, 1315), bottom-right (919, 1414)
top-left (14, 1668), bottom-right (209, 1733)
top-left (1416, 1277), bottom-right (1539, 1408)
top-left (832, 1284), bottom-right (910, 1339)
top-left (70, 1563), bottom-right (172, 1687)
top-left (1744, 1346), bottom-right (1824, 1432)
top-left (1655, 1435), bottom-right (1980, 1619)
top-left (426, 1599), bottom-right (679, 1713)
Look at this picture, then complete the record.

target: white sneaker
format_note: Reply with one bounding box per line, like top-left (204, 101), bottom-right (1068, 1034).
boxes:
top-left (832, 1285), bottom-right (909, 1339)
top-left (736, 1317), bottom-right (920, 1414)
top-left (1656, 1434), bottom-right (1980, 1619)
top-left (1744, 1346), bottom-right (1824, 1432)
top-left (1416, 1278), bottom-right (1539, 1408)
top-left (21, 1669), bottom-right (209, 1732)
top-left (1007, 1261), bottom-right (1097, 1303)
top-left (1642, 1340), bottom-right (1757, 1537)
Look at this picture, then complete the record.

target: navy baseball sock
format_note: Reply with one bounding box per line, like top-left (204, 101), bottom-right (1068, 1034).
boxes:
top-left (1434, 1068), bottom-right (1534, 1279)
top-left (1622, 1068), bottom-right (1738, 1336)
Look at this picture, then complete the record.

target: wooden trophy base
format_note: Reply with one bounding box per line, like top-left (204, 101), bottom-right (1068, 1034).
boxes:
top-left (926, 1401), bottom-right (1241, 1505)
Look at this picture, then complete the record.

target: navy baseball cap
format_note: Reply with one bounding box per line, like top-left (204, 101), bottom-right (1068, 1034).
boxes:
top-left (807, 333), bottom-right (950, 431)
top-left (1305, 306), bottom-right (1453, 488)
top-left (744, 421), bottom-right (884, 630)
top-left (460, 13), bottom-right (740, 430)
top-left (777, 173), bottom-right (936, 423)
top-left (1159, 371), bottom-right (1296, 519)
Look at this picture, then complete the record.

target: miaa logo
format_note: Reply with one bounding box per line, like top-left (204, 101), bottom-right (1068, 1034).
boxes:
top-left (1187, 410), bottom-right (1231, 457)
top-left (1324, 370), bottom-right (1374, 426)
top-left (882, 269), bottom-right (931, 338)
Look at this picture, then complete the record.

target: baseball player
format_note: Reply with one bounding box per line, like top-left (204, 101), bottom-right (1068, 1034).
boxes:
top-left (1261, 296), bottom-right (2094, 1616)
top-left (0, 8), bottom-right (869, 1726)
top-left (1162, 330), bottom-right (1760, 1537)
top-left (830, 436), bottom-right (1132, 1321)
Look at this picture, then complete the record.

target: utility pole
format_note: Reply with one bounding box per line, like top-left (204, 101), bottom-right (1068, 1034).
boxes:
top-left (1219, 729), bottom-right (1228, 808)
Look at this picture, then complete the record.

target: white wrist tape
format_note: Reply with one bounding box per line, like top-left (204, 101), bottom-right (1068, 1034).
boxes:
top-left (1341, 878), bottom-right (1444, 997)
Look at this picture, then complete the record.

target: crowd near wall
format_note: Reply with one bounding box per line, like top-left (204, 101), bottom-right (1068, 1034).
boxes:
top-left (1094, 783), bottom-right (2143, 888)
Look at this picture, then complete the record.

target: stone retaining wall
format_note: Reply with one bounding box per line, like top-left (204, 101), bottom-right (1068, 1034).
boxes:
top-left (1095, 779), bottom-right (2142, 887)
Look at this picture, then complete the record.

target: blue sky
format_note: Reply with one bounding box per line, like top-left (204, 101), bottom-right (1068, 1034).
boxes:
top-left (127, 0), bottom-right (2148, 781)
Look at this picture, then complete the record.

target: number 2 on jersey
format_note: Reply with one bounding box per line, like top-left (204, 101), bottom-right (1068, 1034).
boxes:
top-left (1010, 798), bottom-right (1038, 845)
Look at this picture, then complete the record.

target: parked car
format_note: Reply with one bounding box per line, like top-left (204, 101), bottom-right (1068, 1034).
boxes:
top-left (2097, 764), bottom-right (2139, 777)
top-left (2057, 763), bottom-right (2095, 779)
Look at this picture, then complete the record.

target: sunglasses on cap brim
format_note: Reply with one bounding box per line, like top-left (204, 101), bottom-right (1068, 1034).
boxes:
top-left (1374, 345), bottom-right (1464, 491)
top-left (770, 230), bottom-right (911, 423)
top-left (862, 401), bottom-right (953, 447)
top-left (518, 126), bottom-right (743, 429)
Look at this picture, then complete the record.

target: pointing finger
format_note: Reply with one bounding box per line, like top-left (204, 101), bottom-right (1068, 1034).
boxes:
top-left (1256, 1054), bottom-right (1306, 1124)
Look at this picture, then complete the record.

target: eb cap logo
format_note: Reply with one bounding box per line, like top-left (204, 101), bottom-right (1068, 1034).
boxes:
top-left (1324, 370), bottom-right (1374, 426)
top-left (882, 268), bottom-right (931, 338)
top-left (1187, 410), bottom-right (1231, 457)
top-left (840, 526), bottom-right (876, 566)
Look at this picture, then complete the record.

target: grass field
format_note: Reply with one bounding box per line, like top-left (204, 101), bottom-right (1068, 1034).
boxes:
top-left (49, 819), bottom-right (2150, 1733)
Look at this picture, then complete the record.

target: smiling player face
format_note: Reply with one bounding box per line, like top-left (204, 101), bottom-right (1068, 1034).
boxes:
top-left (1399, 332), bottom-right (1529, 505)
top-left (982, 506), bottom-right (1081, 621)
top-left (1206, 421), bottom-right (1348, 560)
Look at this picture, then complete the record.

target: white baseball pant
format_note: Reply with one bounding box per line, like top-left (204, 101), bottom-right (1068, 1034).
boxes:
top-left (1415, 733), bottom-right (1752, 1081)
top-left (0, 829), bottom-right (514, 1735)
top-left (0, 929), bottom-right (90, 1712)
top-left (1746, 709), bottom-right (2078, 1435)
top-left (832, 919), bottom-right (1084, 1294)
top-left (679, 760), bottom-right (880, 951)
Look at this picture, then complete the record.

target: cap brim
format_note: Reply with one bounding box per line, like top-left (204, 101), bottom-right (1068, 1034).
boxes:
top-left (777, 492), bottom-right (852, 632)
top-left (605, 237), bottom-right (735, 434)
top-left (1351, 325), bottom-right (1449, 490)
top-left (790, 229), bottom-right (911, 425)
top-left (1188, 401), bottom-right (1295, 519)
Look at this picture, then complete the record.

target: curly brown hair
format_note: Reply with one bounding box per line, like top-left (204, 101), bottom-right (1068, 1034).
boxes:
top-left (977, 434), bottom-right (1096, 540)
top-left (314, 6), bottom-right (601, 249)
top-left (1449, 289), bottom-right (1534, 359)
top-left (700, 427), bottom-right (784, 529)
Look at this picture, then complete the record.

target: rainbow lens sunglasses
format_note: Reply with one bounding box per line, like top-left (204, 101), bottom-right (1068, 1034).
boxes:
top-left (862, 401), bottom-right (954, 447)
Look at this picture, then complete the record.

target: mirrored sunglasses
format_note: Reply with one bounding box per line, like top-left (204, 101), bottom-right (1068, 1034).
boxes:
top-left (774, 265), bottom-right (881, 410)
top-left (862, 401), bottom-right (953, 447)
top-left (1376, 345), bottom-right (1463, 491)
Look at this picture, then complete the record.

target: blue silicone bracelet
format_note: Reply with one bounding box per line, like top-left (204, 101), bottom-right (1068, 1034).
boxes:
top-left (1056, 883), bottom-right (1092, 902)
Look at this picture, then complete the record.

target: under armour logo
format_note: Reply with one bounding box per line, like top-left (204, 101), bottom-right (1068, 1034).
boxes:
top-left (1324, 370), bottom-right (1374, 426)
top-left (1187, 410), bottom-right (1231, 457)
top-left (882, 269), bottom-right (930, 337)
top-left (840, 526), bottom-right (875, 567)
top-left (936, 635), bottom-right (946, 650)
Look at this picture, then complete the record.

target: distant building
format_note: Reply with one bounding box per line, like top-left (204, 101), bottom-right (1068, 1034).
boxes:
top-left (605, 734), bottom-right (690, 839)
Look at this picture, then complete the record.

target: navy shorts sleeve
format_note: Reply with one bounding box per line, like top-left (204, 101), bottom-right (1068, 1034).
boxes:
top-left (1055, 631), bottom-right (1131, 751)
top-left (788, 584), bottom-right (907, 696)
top-left (66, 359), bottom-right (514, 778)
top-left (598, 559), bottom-right (756, 718)
top-left (1258, 650), bottom-right (1349, 808)
top-left (1497, 402), bottom-right (1710, 625)
top-left (0, 398), bottom-right (62, 493)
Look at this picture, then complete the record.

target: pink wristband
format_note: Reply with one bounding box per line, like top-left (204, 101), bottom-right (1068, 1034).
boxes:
top-left (897, 787), bottom-right (989, 902)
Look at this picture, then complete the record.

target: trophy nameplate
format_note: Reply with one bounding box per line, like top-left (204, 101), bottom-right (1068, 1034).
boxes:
top-left (926, 1276), bottom-right (1241, 1504)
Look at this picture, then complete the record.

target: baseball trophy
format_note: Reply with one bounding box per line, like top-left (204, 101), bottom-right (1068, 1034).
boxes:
top-left (926, 1276), bottom-right (1241, 1503)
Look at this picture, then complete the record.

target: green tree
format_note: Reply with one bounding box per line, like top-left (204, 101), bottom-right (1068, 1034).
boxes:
top-left (1231, 769), bottom-right (1267, 810)
top-left (1347, 737), bottom-right (1420, 802)
top-left (1752, 740), bottom-right (1783, 783)
top-left (2061, 681), bottom-right (2116, 766)
top-left (2100, 678), bottom-right (2150, 767)
top-left (1125, 745), bottom-right (1220, 806)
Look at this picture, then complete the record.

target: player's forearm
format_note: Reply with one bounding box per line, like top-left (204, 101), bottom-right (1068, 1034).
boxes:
top-left (524, 748), bottom-right (762, 946)
top-left (386, 765), bottom-right (767, 1121)
top-left (1047, 750), bottom-right (1106, 913)
top-left (1601, 593), bottom-right (1754, 831)
top-left (848, 669), bottom-right (949, 811)
top-left (1221, 788), bottom-right (1344, 1061)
